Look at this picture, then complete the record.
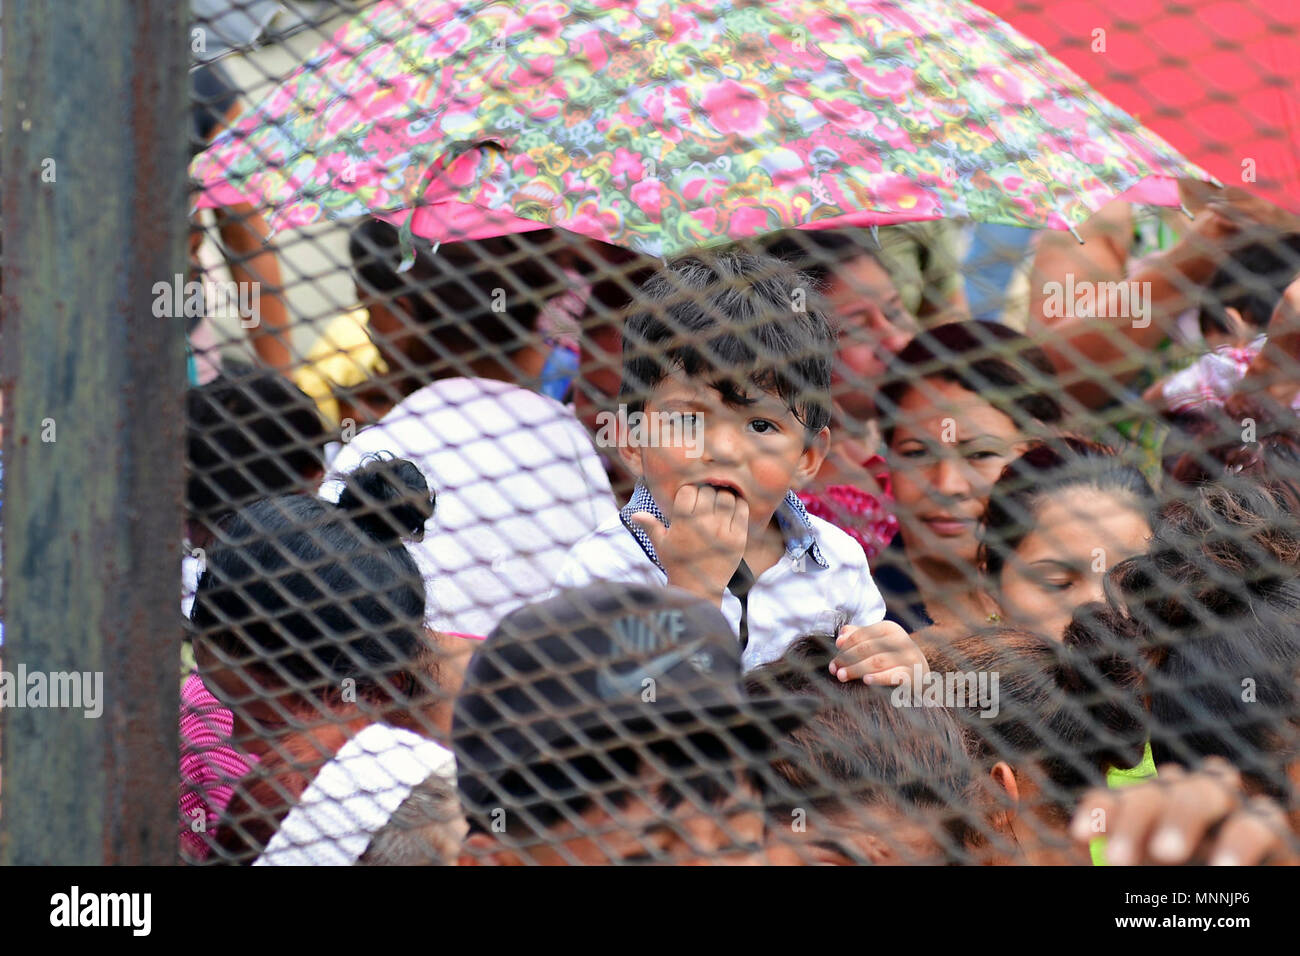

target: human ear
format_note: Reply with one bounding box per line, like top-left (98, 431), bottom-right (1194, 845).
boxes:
top-left (975, 761), bottom-right (1020, 842)
top-left (615, 423), bottom-right (645, 480)
top-left (793, 426), bottom-right (832, 489)
top-left (991, 761), bottom-right (1020, 806)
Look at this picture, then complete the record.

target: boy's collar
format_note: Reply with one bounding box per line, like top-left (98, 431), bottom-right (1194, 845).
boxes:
top-left (619, 481), bottom-right (829, 573)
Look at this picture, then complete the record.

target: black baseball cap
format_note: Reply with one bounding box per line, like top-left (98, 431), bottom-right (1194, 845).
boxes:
top-left (452, 582), bottom-right (819, 820)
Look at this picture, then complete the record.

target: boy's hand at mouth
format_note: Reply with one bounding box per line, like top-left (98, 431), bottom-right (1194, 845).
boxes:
top-left (630, 483), bottom-right (749, 605)
top-left (830, 621), bottom-right (929, 685)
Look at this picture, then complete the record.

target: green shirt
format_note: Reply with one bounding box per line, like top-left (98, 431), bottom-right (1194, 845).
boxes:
top-left (1090, 741), bottom-right (1158, 865)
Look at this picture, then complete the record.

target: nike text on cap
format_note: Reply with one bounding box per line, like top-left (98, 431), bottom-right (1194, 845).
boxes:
top-left (451, 581), bottom-right (818, 817)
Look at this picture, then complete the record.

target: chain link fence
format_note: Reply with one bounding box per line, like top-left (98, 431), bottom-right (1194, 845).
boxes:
top-left (4, 0), bottom-right (1300, 866)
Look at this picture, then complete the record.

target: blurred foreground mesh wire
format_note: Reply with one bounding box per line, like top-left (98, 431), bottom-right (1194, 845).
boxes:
top-left (162, 0), bottom-right (1300, 865)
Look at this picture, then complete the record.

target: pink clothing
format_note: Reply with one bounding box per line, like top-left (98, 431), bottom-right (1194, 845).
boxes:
top-left (179, 673), bottom-right (258, 861)
top-left (797, 456), bottom-right (900, 561)
top-left (1162, 337), bottom-right (1266, 414)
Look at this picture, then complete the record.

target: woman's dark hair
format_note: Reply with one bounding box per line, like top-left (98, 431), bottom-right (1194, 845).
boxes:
top-left (348, 217), bottom-right (560, 355)
top-left (1223, 427), bottom-right (1300, 512)
top-left (1102, 482), bottom-right (1300, 796)
top-left (878, 322), bottom-right (1064, 446)
top-left (1198, 234), bottom-right (1300, 336)
top-left (980, 438), bottom-right (1157, 582)
top-left (1166, 408), bottom-right (1300, 489)
top-left (186, 361), bottom-right (330, 525)
top-left (190, 457), bottom-right (432, 701)
top-left (746, 633), bottom-right (977, 853)
top-left (1108, 482), bottom-right (1300, 631)
top-left (927, 615), bottom-right (1150, 816)
top-left (335, 454), bottom-right (436, 544)
top-left (619, 250), bottom-right (836, 434)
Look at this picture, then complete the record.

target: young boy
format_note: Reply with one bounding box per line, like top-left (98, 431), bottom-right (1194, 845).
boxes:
top-left (557, 251), bottom-right (925, 679)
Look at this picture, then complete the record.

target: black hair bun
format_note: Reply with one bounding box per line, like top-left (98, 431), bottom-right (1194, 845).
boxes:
top-left (336, 456), bottom-right (435, 543)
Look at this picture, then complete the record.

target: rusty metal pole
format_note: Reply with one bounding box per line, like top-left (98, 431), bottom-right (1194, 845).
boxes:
top-left (1, 1), bottom-right (189, 864)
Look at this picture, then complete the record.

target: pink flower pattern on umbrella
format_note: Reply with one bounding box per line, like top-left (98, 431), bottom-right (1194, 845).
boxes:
top-left (192, 0), bottom-right (1210, 257)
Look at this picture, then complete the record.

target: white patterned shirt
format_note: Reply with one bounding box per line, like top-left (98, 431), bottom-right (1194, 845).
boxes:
top-left (555, 482), bottom-right (886, 669)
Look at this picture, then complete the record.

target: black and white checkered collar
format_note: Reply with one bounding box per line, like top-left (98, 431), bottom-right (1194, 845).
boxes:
top-left (619, 481), bottom-right (829, 573)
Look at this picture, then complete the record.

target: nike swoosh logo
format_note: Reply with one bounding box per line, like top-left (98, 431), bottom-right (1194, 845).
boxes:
top-left (595, 645), bottom-right (713, 702)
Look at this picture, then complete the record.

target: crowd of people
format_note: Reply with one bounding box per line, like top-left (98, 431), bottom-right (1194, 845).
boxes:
top-left (177, 187), bottom-right (1300, 865)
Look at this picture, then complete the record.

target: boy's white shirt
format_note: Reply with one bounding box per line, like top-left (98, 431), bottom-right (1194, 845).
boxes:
top-left (555, 499), bottom-right (886, 670)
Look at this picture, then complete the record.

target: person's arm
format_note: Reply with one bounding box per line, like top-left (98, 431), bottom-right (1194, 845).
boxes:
top-left (214, 201), bottom-right (294, 372)
top-left (1029, 201), bottom-right (1228, 409)
top-left (1037, 193), bottom-right (1299, 410)
top-left (1047, 211), bottom-right (1239, 408)
top-left (1232, 275), bottom-right (1300, 412)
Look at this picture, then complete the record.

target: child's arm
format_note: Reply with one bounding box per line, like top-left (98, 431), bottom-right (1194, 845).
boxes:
top-left (829, 562), bottom-right (928, 684)
top-left (829, 620), bottom-right (929, 685)
top-left (628, 484), bottom-right (748, 607)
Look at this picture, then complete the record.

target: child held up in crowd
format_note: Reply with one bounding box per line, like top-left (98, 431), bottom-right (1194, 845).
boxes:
top-left (556, 251), bottom-right (926, 680)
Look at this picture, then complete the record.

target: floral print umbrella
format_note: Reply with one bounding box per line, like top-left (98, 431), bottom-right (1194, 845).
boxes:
top-left (193, 0), bottom-right (1211, 258)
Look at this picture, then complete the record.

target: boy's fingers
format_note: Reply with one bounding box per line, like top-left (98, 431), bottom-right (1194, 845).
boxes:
top-left (832, 638), bottom-right (880, 670)
top-left (861, 665), bottom-right (912, 687)
top-left (836, 621), bottom-right (909, 648)
top-left (834, 652), bottom-right (911, 683)
top-left (729, 495), bottom-right (750, 538)
top-left (832, 632), bottom-right (914, 668)
top-left (711, 487), bottom-right (737, 519)
top-left (628, 512), bottom-right (668, 552)
top-left (673, 483), bottom-right (701, 517)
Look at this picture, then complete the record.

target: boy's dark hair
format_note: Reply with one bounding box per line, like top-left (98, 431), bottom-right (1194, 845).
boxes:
top-left (191, 458), bottom-right (431, 701)
top-left (878, 322), bottom-right (1063, 446)
top-left (980, 438), bottom-right (1157, 583)
top-left (186, 361), bottom-right (330, 525)
top-left (619, 251), bottom-right (836, 434)
top-left (348, 217), bottom-right (559, 356)
top-left (746, 633), bottom-right (977, 851)
top-left (1198, 234), bottom-right (1300, 336)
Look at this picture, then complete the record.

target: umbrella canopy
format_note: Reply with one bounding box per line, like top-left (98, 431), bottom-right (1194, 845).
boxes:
top-left (193, 0), bottom-right (1211, 257)
top-left (978, 0), bottom-right (1300, 216)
